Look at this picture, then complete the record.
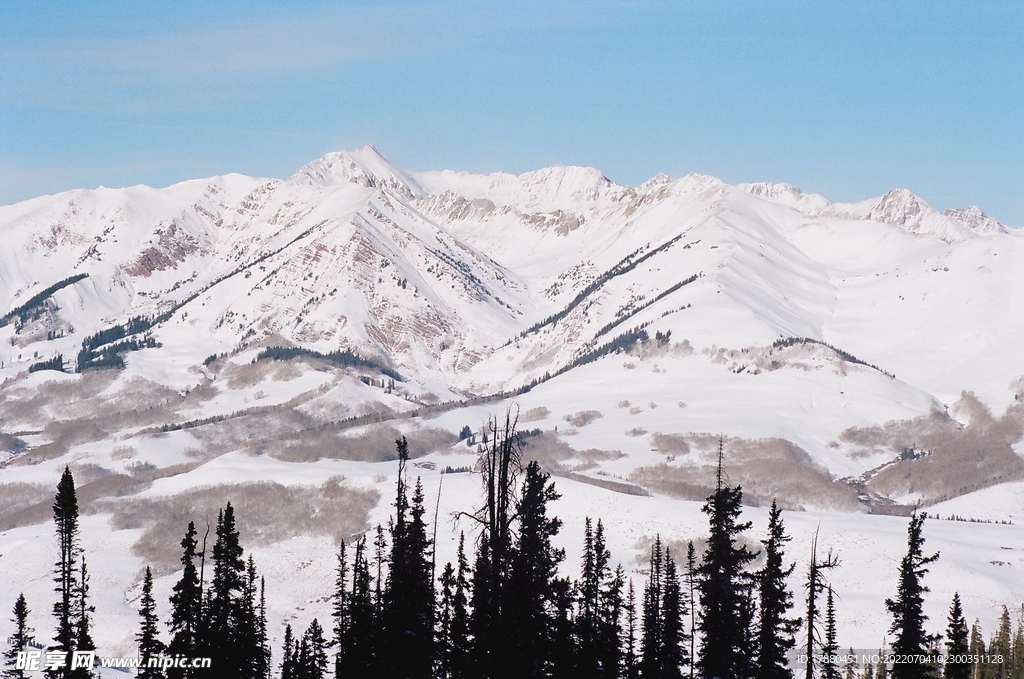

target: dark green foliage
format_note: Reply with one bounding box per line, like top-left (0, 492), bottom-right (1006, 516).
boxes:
top-left (624, 581), bottom-right (638, 679)
top-left (437, 534), bottom-right (471, 679)
top-left (944, 593), bottom-right (970, 679)
top-left (255, 346), bottom-right (401, 381)
top-left (885, 513), bottom-right (939, 679)
top-left (458, 426), bottom-right (473, 441)
top-left (281, 625), bottom-right (296, 679)
top-left (28, 355), bottom-right (64, 373)
top-left (696, 445), bottom-right (757, 679)
top-left (756, 501), bottom-right (801, 679)
top-left (331, 541), bottom-right (348, 679)
top-left (0, 274), bottom-right (88, 327)
top-left (296, 619), bottom-right (328, 679)
top-left (69, 558), bottom-right (95, 679)
top-left (566, 328), bottom-right (649, 372)
top-left (51, 466), bottom-right (80, 679)
top-left (339, 537), bottom-right (376, 678)
top-left (2, 593), bottom-right (35, 679)
top-left (642, 539), bottom-right (689, 679)
top-left (137, 567), bottom-right (166, 679)
top-left (167, 522), bottom-right (202, 679)
top-left (76, 332), bottom-right (160, 371)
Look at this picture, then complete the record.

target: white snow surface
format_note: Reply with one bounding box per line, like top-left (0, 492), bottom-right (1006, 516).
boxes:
top-left (2, 147), bottom-right (1023, 659)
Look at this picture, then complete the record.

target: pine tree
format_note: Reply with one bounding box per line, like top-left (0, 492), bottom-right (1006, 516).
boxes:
top-left (577, 518), bottom-right (600, 677)
top-left (70, 558), bottom-right (95, 679)
top-left (3, 593), bottom-right (35, 679)
top-left (599, 564), bottom-right (626, 679)
top-left (661, 550), bottom-right (688, 679)
top-left (438, 562), bottom-right (456, 679)
top-left (697, 441), bottom-right (758, 679)
top-left (332, 541), bottom-right (348, 679)
top-left (1010, 606), bottom-right (1024, 679)
top-left (885, 513), bottom-right (939, 679)
top-left (302, 620), bottom-right (328, 679)
top-left (167, 521), bottom-right (202, 679)
top-left (507, 461), bottom-right (564, 678)
top-left (280, 625), bottom-right (296, 679)
top-left (342, 536), bottom-right (376, 678)
top-left (624, 580), bottom-right (638, 679)
top-left (685, 543), bottom-right (698, 679)
top-left (51, 466), bottom-right (80, 679)
top-left (822, 587), bottom-right (840, 679)
top-left (257, 578), bottom-right (270, 679)
top-left (137, 567), bottom-right (166, 679)
top-left (968, 621), bottom-right (986, 679)
top-left (641, 536), bottom-right (664, 679)
top-left (989, 607), bottom-right (1012, 679)
top-left (756, 501), bottom-right (801, 679)
top-left (206, 503), bottom-right (246, 679)
top-left (382, 437), bottom-right (434, 679)
top-left (944, 593), bottom-right (970, 679)
top-left (448, 533), bottom-right (471, 679)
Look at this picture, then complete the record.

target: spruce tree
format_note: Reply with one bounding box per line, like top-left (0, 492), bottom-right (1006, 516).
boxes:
top-left (3, 593), bottom-right (35, 679)
top-left (641, 536), bottom-right (664, 679)
top-left (342, 536), bottom-right (376, 678)
top-left (137, 567), bottom-right (166, 679)
top-left (507, 461), bottom-right (564, 678)
top-left (206, 503), bottom-right (246, 679)
top-left (696, 441), bottom-right (757, 679)
top-left (331, 541), bottom-right (348, 679)
top-left (167, 521), bottom-right (202, 679)
top-left (822, 587), bottom-right (840, 679)
top-left (70, 558), bottom-right (95, 679)
top-left (885, 513), bottom-right (939, 679)
top-left (438, 562), bottom-right (456, 679)
top-left (302, 620), bottom-right (328, 679)
top-left (661, 550), bottom-right (689, 679)
top-left (989, 607), bottom-right (1012, 679)
top-left (944, 593), bottom-right (970, 679)
top-left (382, 437), bottom-right (434, 679)
top-left (52, 465), bottom-right (80, 679)
top-left (624, 580), bottom-right (639, 679)
top-left (685, 542), bottom-right (698, 679)
top-left (756, 501), bottom-right (801, 679)
top-left (280, 625), bottom-right (296, 679)
top-left (448, 533), bottom-right (471, 679)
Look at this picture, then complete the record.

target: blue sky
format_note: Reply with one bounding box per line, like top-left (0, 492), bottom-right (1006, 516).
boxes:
top-left (1, 1), bottom-right (1021, 224)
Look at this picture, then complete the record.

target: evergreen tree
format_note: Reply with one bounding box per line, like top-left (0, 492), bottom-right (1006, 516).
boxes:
top-left (257, 578), bottom-right (270, 679)
top-left (70, 558), bottom-right (95, 679)
top-left (167, 522), bottom-right (202, 679)
top-left (206, 503), bottom-right (246, 679)
top-left (301, 620), bottom-right (328, 679)
top-left (685, 543), bottom-right (698, 679)
top-left (3, 593), bottom-right (35, 679)
top-left (1010, 607), bottom-right (1024, 679)
top-left (438, 562), bottom-right (456, 679)
top-left (756, 501), bottom-right (801, 679)
top-left (448, 533), bottom-right (471, 679)
top-left (51, 466), bottom-right (80, 679)
top-left (661, 550), bottom-right (688, 679)
top-left (599, 564), bottom-right (626, 679)
top-left (137, 567), bottom-right (166, 679)
top-left (280, 625), bottom-right (296, 679)
top-left (989, 608), bottom-right (1012, 679)
top-left (331, 541), bottom-right (348, 679)
top-left (641, 536), bottom-right (664, 679)
top-left (341, 537), bottom-right (376, 678)
top-left (696, 441), bottom-right (758, 679)
top-left (944, 593), bottom-right (970, 679)
top-left (382, 437), bottom-right (434, 679)
top-left (822, 587), bottom-right (840, 679)
top-left (885, 513), bottom-right (939, 679)
top-left (968, 621), bottom-right (986, 679)
top-left (624, 581), bottom-right (638, 679)
top-left (507, 461), bottom-right (564, 678)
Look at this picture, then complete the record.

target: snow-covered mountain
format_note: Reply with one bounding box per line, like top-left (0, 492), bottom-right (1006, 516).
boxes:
top-left (2, 147), bottom-right (1023, 655)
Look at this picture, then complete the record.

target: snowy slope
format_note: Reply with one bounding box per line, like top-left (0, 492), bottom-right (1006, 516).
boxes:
top-left (2, 147), bottom-right (1023, 659)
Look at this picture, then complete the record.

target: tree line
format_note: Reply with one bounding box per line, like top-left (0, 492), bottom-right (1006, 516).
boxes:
top-left (4, 417), bottom-right (1024, 679)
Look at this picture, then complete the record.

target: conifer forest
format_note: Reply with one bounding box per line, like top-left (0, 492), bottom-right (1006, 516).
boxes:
top-left (4, 415), bottom-right (1024, 679)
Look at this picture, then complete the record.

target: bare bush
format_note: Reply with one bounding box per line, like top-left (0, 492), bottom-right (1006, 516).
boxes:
top-left (519, 431), bottom-right (621, 471)
top-left (0, 482), bottom-right (54, 530)
top-left (650, 433), bottom-right (690, 456)
top-left (630, 435), bottom-right (860, 511)
top-left (269, 424), bottom-right (456, 463)
top-left (564, 410), bottom-right (603, 428)
top-left (102, 477), bottom-right (379, 570)
top-left (519, 407), bottom-right (550, 423)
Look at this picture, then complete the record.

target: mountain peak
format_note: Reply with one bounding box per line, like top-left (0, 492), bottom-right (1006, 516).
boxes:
top-left (942, 206), bottom-right (1007, 236)
top-left (289, 146), bottom-right (424, 198)
top-left (868, 189), bottom-right (973, 243)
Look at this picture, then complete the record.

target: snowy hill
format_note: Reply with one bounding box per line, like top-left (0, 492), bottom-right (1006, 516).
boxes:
top-left (2, 147), bottom-right (1023, 655)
